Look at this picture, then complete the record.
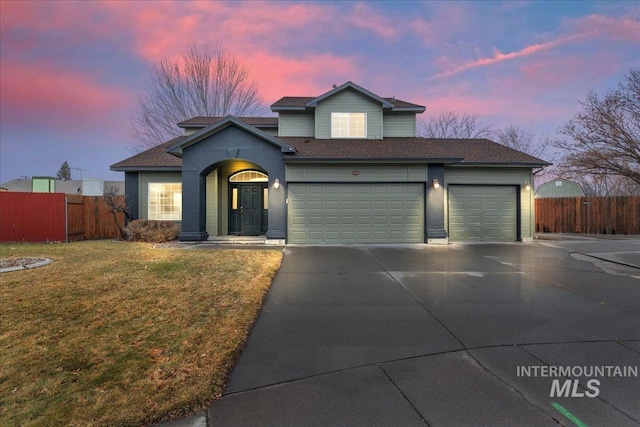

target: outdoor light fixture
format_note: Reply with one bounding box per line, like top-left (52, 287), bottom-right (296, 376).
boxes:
top-left (523, 182), bottom-right (531, 190)
top-left (273, 178), bottom-right (280, 189)
top-left (432, 178), bottom-right (440, 189)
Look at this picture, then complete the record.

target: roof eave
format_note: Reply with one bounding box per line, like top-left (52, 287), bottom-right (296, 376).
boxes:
top-left (110, 166), bottom-right (182, 172)
top-left (452, 161), bottom-right (552, 167)
top-left (283, 157), bottom-right (465, 164)
top-left (270, 106), bottom-right (309, 112)
top-left (391, 107), bottom-right (426, 113)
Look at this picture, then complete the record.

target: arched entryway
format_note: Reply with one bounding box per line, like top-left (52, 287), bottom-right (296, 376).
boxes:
top-left (228, 170), bottom-right (268, 235)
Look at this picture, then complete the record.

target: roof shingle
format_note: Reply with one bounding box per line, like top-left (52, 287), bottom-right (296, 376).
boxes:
top-left (111, 135), bottom-right (549, 169)
top-left (279, 137), bottom-right (548, 165)
top-left (110, 137), bottom-right (184, 170)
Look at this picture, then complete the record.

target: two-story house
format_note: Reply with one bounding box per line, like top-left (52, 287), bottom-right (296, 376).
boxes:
top-left (111, 81), bottom-right (549, 244)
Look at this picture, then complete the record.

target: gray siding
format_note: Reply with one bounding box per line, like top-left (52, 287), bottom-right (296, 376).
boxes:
top-left (444, 167), bottom-right (534, 240)
top-left (278, 112), bottom-right (314, 137)
top-left (315, 89), bottom-right (383, 139)
top-left (383, 113), bottom-right (417, 137)
top-left (287, 164), bottom-right (428, 182)
top-left (138, 172), bottom-right (182, 220)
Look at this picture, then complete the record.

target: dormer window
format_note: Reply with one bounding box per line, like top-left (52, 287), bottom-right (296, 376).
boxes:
top-left (331, 112), bottom-right (367, 138)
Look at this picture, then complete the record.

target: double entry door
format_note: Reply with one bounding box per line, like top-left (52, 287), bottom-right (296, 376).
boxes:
top-left (229, 183), bottom-right (267, 235)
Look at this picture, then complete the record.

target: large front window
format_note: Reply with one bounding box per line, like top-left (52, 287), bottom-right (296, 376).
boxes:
top-left (149, 183), bottom-right (182, 220)
top-left (331, 112), bottom-right (366, 138)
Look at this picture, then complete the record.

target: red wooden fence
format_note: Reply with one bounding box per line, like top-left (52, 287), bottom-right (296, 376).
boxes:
top-left (0, 192), bottom-right (125, 243)
top-left (535, 196), bottom-right (640, 235)
top-left (0, 192), bottom-right (67, 242)
top-left (66, 195), bottom-right (125, 241)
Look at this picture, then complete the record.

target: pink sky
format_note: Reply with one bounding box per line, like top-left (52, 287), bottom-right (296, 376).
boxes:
top-left (1, 1), bottom-right (638, 182)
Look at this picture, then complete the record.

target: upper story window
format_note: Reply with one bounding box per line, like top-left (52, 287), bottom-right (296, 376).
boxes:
top-left (331, 112), bottom-right (366, 138)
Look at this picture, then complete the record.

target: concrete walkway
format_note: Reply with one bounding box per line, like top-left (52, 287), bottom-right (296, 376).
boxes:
top-left (161, 240), bottom-right (640, 426)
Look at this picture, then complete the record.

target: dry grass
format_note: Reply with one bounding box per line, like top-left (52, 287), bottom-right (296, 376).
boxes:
top-left (0, 241), bottom-right (283, 426)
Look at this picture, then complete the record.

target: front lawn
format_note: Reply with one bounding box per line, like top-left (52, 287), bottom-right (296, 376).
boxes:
top-left (0, 241), bottom-right (282, 426)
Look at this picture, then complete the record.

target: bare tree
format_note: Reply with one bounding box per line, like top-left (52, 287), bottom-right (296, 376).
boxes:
top-left (494, 125), bottom-right (550, 159)
top-left (555, 68), bottom-right (640, 186)
top-left (103, 185), bottom-right (130, 240)
top-left (131, 43), bottom-right (263, 150)
top-left (419, 110), bottom-right (493, 139)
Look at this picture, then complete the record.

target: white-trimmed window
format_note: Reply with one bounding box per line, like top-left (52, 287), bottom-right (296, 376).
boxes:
top-left (148, 183), bottom-right (182, 220)
top-left (331, 112), bottom-right (366, 138)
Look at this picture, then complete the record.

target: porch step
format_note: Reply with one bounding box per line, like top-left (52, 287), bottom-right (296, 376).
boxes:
top-left (207, 236), bottom-right (266, 245)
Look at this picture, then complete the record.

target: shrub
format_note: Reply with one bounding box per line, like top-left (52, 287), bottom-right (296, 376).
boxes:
top-left (125, 220), bottom-right (180, 243)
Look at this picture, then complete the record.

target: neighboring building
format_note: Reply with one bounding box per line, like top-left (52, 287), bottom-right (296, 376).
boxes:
top-left (111, 81), bottom-right (549, 244)
top-left (0, 178), bottom-right (124, 195)
top-left (535, 179), bottom-right (586, 198)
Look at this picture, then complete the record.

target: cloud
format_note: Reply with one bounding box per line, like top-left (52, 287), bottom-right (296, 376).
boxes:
top-left (0, 59), bottom-right (132, 131)
top-left (570, 14), bottom-right (640, 43)
top-left (427, 14), bottom-right (639, 81)
top-left (429, 33), bottom-right (587, 80)
top-left (409, 3), bottom-right (469, 46)
top-left (240, 51), bottom-right (360, 103)
top-left (350, 2), bottom-right (398, 40)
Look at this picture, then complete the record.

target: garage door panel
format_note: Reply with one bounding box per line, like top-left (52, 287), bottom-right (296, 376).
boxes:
top-left (449, 185), bottom-right (517, 242)
top-left (288, 183), bottom-right (424, 243)
top-left (325, 201), bottom-right (339, 210)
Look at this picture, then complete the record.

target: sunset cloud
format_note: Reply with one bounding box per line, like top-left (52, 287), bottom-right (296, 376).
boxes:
top-left (428, 14), bottom-right (639, 81)
top-left (0, 1), bottom-right (637, 183)
top-left (429, 33), bottom-right (588, 80)
top-left (0, 59), bottom-right (132, 131)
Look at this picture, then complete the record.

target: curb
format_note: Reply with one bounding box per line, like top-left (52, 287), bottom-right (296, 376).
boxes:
top-left (0, 258), bottom-right (53, 273)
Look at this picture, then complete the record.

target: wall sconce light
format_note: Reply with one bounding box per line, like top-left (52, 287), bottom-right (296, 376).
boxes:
top-left (273, 178), bottom-right (280, 189)
top-left (432, 178), bottom-right (440, 189)
top-left (522, 182), bottom-right (531, 190)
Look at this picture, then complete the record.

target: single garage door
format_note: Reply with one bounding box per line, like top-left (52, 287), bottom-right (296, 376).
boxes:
top-left (288, 183), bottom-right (424, 243)
top-left (448, 185), bottom-right (517, 242)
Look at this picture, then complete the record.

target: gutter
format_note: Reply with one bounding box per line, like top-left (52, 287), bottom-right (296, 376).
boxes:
top-left (283, 157), bottom-right (464, 164)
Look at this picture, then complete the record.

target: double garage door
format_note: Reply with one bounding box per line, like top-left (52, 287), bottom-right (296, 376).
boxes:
top-left (288, 183), bottom-right (424, 243)
top-left (448, 185), bottom-right (517, 242)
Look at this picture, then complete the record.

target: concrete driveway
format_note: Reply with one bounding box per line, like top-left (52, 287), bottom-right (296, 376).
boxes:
top-left (171, 239), bottom-right (640, 427)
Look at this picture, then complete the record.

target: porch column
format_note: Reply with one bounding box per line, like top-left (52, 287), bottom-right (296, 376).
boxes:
top-left (426, 163), bottom-right (447, 242)
top-left (265, 173), bottom-right (286, 240)
top-left (179, 169), bottom-right (209, 241)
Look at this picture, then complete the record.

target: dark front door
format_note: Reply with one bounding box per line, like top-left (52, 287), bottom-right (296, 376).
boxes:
top-left (229, 184), bottom-right (265, 235)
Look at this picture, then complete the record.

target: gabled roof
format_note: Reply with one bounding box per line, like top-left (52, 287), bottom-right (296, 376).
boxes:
top-left (166, 115), bottom-right (295, 156)
top-left (271, 81), bottom-right (426, 113)
top-left (177, 116), bottom-right (278, 128)
top-left (307, 81), bottom-right (395, 108)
